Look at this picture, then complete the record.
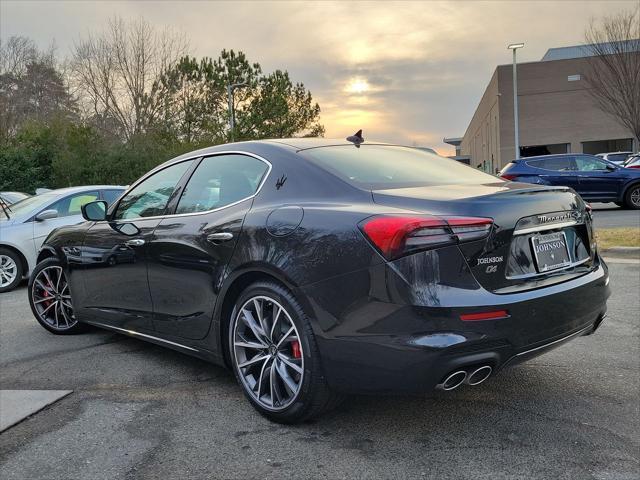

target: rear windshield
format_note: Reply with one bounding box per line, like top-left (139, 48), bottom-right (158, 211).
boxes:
top-left (302, 145), bottom-right (497, 189)
top-left (609, 153), bottom-right (629, 162)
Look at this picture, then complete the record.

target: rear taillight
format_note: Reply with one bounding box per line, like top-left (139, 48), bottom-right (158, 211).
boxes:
top-left (359, 215), bottom-right (493, 260)
top-left (500, 174), bottom-right (517, 181)
top-left (628, 165), bottom-right (640, 169)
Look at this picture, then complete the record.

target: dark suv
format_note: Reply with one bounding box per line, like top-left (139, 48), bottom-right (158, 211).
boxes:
top-left (500, 154), bottom-right (640, 209)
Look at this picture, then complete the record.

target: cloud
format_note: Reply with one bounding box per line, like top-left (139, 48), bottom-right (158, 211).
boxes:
top-left (2, 0), bottom-right (634, 154)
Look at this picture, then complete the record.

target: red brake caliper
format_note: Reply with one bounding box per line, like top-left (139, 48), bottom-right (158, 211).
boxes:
top-left (41, 277), bottom-right (53, 309)
top-left (291, 340), bottom-right (301, 359)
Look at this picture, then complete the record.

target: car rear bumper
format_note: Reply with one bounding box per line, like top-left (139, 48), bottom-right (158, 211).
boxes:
top-left (300, 256), bottom-right (609, 394)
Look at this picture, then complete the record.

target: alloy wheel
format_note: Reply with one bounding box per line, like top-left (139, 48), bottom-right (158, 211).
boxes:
top-left (0, 254), bottom-right (18, 288)
top-left (630, 187), bottom-right (640, 207)
top-left (233, 296), bottom-right (304, 411)
top-left (31, 266), bottom-right (77, 330)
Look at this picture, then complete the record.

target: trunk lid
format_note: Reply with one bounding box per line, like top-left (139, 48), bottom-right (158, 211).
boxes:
top-left (372, 182), bottom-right (596, 293)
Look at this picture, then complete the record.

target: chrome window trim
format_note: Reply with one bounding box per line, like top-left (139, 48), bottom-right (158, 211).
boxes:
top-left (111, 150), bottom-right (273, 222)
top-left (86, 321), bottom-right (199, 352)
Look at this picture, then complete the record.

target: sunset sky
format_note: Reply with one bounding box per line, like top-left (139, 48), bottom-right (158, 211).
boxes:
top-left (1, 0), bottom-right (636, 155)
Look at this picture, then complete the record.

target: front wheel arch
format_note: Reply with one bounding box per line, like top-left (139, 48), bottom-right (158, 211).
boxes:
top-left (36, 246), bottom-right (58, 264)
top-left (0, 244), bottom-right (29, 277)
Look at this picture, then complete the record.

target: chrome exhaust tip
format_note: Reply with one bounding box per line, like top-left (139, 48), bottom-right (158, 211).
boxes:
top-left (466, 365), bottom-right (492, 386)
top-left (439, 370), bottom-right (467, 391)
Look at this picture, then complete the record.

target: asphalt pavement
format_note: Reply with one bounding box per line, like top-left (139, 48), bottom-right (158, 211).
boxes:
top-left (0, 260), bottom-right (638, 480)
top-left (590, 203), bottom-right (640, 228)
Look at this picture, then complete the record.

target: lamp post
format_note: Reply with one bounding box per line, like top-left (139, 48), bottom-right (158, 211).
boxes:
top-left (507, 43), bottom-right (524, 159)
top-left (227, 82), bottom-right (247, 142)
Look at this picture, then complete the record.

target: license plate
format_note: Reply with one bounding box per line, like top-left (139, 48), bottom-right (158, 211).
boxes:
top-left (530, 231), bottom-right (571, 273)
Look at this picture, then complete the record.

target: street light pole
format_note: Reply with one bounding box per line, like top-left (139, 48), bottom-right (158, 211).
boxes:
top-left (227, 82), bottom-right (247, 142)
top-left (508, 43), bottom-right (524, 160)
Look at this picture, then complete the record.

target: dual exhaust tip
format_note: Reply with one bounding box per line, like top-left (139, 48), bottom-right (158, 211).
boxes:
top-left (438, 365), bottom-right (493, 391)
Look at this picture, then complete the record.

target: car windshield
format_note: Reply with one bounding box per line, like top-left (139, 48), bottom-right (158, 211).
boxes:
top-left (0, 193), bottom-right (57, 219)
top-left (302, 145), bottom-right (497, 189)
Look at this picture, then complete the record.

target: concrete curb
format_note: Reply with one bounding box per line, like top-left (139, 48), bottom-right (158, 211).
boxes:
top-left (600, 247), bottom-right (640, 260)
top-left (0, 390), bottom-right (72, 432)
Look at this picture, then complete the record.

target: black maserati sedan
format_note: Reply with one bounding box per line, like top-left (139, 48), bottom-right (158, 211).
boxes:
top-left (28, 138), bottom-right (610, 423)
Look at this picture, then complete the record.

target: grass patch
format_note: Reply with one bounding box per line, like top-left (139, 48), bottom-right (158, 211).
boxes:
top-left (596, 227), bottom-right (640, 249)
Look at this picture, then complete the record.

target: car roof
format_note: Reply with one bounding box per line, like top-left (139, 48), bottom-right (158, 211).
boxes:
top-left (39, 185), bottom-right (127, 196)
top-left (515, 153), bottom-right (585, 162)
top-left (166, 138), bottom-right (393, 158)
top-left (153, 138), bottom-right (398, 174)
top-left (263, 138), bottom-right (392, 150)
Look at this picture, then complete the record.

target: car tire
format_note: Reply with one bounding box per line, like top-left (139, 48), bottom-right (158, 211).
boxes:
top-left (28, 257), bottom-right (86, 335)
top-left (0, 247), bottom-right (23, 293)
top-left (624, 184), bottom-right (640, 209)
top-left (228, 281), bottom-right (344, 423)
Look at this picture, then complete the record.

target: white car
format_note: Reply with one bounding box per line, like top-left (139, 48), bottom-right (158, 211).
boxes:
top-left (0, 185), bottom-right (125, 292)
top-left (596, 151), bottom-right (633, 166)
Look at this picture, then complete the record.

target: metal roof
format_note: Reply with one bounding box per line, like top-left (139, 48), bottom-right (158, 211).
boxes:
top-left (443, 137), bottom-right (463, 146)
top-left (542, 40), bottom-right (640, 61)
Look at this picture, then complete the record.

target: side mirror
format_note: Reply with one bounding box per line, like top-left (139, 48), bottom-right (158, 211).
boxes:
top-left (35, 209), bottom-right (58, 221)
top-left (81, 200), bottom-right (108, 221)
top-left (606, 164), bottom-right (617, 171)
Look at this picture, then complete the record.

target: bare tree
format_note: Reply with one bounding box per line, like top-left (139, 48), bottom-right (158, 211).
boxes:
top-left (0, 37), bottom-right (72, 139)
top-left (584, 7), bottom-right (640, 147)
top-left (70, 16), bottom-right (188, 140)
top-left (0, 36), bottom-right (56, 76)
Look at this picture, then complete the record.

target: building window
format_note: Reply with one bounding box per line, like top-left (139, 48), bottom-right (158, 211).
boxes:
top-left (567, 74), bottom-right (581, 82)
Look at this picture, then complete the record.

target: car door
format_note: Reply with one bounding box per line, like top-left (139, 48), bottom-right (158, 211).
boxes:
top-left (147, 153), bottom-right (270, 340)
top-left (574, 155), bottom-right (625, 201)
top-left (75, 160), bottom-right (195, 332)
top-left (32, 190), bottom-right (100, 255)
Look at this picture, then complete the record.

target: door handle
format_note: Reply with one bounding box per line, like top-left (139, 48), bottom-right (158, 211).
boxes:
top-left (125, 238), bottom-right (145, 247)
top-left (207, 232), bottom-right (233, 243)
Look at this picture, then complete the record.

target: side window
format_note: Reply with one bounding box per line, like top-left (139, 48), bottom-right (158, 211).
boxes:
top-left (49, 191), bottom-right (99, 217)
top-left (526, 159), bottom-right (546, 169)
top-left (114, 161), bottom-right (193, 220)
top-left (575, 156), bottom-right (609, 172)
top-left (527, 157), bottom-right (573, 171)
top-left (176, 154), bottom-right (269, 214)
top-left (102, 189), bottom-right (124, 206)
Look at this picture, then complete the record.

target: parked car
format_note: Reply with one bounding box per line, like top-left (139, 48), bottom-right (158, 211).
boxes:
top-left (0, 185), bottom-right (125, 292)
top-left (500, 153), bottom-right (640, 209)
top-left (0, 191), bottom-right (31, 206)
top-left (623, 153), bottom-right (640, 169)
top-left (596, 151), bottom-right (633, 166)
top-left (27, 139), bottom-right (609, 423)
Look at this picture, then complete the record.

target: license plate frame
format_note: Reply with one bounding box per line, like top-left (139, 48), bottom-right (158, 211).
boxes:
top-left (530, 231), bottom-right (571, 273)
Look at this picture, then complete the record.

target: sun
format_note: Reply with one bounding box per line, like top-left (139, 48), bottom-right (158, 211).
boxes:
top-left (345, 78), bottom-right (370, 94)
